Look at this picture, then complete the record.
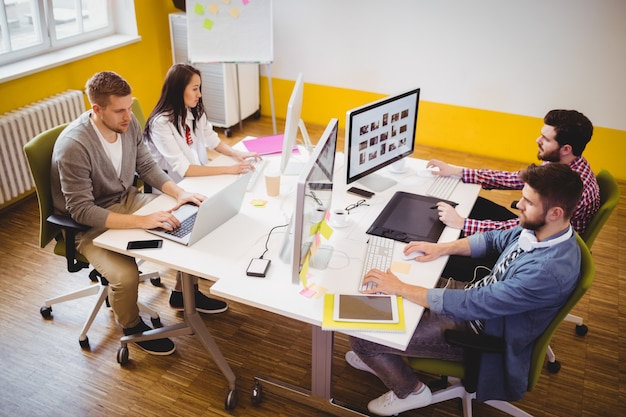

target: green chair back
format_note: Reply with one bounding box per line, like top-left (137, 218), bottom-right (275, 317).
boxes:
top-left (23, 124), bottom-right (69, 249)
top-left (131, 97), bottom-right (147, 130)
top-left (580, 169), bottom-right (620, 250)
top-left (526, 234), bottom-right (594, 390)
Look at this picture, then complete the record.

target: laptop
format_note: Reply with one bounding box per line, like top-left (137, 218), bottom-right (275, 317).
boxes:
top-left (147, 172), bottom-right (251, 246)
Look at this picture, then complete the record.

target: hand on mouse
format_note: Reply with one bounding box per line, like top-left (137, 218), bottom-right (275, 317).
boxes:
top-left (427, 159), bottom-right (463, 177)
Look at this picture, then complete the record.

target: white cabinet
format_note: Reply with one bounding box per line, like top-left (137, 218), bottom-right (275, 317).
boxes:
top-left (169, 13), bottom-right (260, 133)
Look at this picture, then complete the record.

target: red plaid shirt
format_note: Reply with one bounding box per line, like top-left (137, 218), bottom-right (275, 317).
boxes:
top-left (461, 157), bottom-right (600, 236)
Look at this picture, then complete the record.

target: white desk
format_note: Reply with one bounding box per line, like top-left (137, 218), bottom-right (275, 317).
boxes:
top-left (94, 154), bottom-right (479, 414)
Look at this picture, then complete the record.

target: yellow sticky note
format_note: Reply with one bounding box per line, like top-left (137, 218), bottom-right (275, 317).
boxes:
top-left (299, 254), bottom-right (310, 287)
top-left (319, 220), bottom-right (333, 240)
top-left (220, 0), bottom-right (230, 4)
top-left (203, 18), bottom-right (214, 30)
top-left (251, 199), bottom-right (267, 207)
top-left (229, 7), bottom-right (240, 18)
top-left (391, 261), bottom-right (411, 275)
top-left (193, 2), bottom-right (205, 14)
top-left (208, 3), bottom-right (219, 15)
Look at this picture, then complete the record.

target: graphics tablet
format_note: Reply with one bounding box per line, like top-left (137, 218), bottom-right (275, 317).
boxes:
top-left (333, 294), bottom-right (399, 323)
top-left (366, 191), bottom-right (457, 243)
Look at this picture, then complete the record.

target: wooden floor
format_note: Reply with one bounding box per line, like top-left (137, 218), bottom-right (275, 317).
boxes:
top-left (0, 116), bottom-right (624, 417)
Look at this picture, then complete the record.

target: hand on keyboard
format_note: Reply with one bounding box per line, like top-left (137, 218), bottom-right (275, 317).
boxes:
top-left (245, 158), bottom-right (267, 191)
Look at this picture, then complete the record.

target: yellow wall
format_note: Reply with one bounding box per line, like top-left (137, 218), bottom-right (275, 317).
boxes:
top-left (1, 1), bottom-right (623, 181)
top-left (260, 77), bottom-right (626, 181)
top-left (0, 1), bottom-right (179, 117)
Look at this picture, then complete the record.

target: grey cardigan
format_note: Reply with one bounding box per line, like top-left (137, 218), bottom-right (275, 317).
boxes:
top-left (51, 111), bottom-right (171, 227)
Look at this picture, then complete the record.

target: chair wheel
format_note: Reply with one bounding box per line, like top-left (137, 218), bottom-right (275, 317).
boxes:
top-left (547, 360), bottom-right (561, 373)
top-left (40, 305), bottom-right (53, 319)
top-left (251, 381), bottom-right (263, 406)
top-left (79, 337), bottom-right (90, 349)
top-left (225, 128), bottom-right (232, 138)
top-left (117, 346), bottom-right (129, 365)
top-left (225, 389), bottom-right (238, 410)
top-left (575, 324), bottom-right (588, 336)
top-left (151, 317), bottom-right (163, 328)
top-left (150, 277), bottom-right (161, 286)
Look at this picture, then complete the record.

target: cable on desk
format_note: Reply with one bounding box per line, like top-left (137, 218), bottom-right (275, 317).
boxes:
top-left (258, 223), bottom-right (289, 259)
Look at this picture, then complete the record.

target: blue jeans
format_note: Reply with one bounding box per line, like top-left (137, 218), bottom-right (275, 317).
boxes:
top-left (349, 280), bottom-right (469, 399)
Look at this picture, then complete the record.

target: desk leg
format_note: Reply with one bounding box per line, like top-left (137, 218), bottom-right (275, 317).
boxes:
top-left (118, 272), bottom-right (238, 409)
top-left (180, 272), bottom-right (237, 392)
top-left (252, 326), bottom-right (369, 416)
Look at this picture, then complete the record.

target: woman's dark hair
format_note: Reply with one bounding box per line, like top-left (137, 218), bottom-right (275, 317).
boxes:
top-left (145, 64), bottom-right (205, 139)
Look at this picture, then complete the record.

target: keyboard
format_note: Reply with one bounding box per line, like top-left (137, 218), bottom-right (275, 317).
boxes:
top-left (165, 213), bottom-right (197, 238)
top-left (358, 235), bottom-right (396, 292)
top-left (245, 158), bottom-right (267, 191)
top-left (426, 175), bottom-right (461, 200)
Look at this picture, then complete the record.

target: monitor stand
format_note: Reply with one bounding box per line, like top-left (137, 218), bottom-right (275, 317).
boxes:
top-left (357, 173), bottom-right (398, 193)
top-left (282, 120), bottom-right (314, 176)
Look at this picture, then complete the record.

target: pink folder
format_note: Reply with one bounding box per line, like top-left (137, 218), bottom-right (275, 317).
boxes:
top-left (242, 134), bottom-right (299, 156)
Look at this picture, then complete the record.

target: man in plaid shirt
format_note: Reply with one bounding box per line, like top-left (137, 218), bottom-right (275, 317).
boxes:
top-left (428, 109), bottom-right (599, 278)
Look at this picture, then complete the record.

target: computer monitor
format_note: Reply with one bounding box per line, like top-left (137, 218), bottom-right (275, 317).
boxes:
top-left (279, 118), bottom-right (338, 285)
top-left (280, 72), bottom-right (313, 176)
top-left (345, 88), bottom-right (420, 192)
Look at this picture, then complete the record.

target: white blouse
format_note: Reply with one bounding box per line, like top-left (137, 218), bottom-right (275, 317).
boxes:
top-left (146, 110), bottom-right (221, 183)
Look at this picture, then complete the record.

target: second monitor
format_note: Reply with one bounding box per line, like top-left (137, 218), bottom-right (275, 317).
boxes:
top-left (345, 88), bottom-right (420, 192)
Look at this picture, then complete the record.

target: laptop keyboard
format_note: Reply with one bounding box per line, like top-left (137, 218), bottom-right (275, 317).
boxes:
top-left (426, 176), bottom-right (460, 200)
top-left (359, 235), bottom-right (396, 292)
top-left (165, 212), bottom-right (197, 238)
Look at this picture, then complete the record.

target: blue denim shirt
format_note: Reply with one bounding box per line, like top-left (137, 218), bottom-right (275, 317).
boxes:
top-left (427, 226), bottom-right (580, 402)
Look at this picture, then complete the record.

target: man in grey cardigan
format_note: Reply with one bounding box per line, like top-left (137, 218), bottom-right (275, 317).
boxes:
top-left (51, 71), bottom-right (205, 355)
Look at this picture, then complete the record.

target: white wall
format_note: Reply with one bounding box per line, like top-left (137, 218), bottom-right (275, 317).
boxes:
top-left (265, 0), bottom-right (626, 130)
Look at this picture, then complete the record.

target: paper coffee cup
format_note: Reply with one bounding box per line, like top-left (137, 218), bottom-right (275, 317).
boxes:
top-left (264, 167), bottom-right (281, 196)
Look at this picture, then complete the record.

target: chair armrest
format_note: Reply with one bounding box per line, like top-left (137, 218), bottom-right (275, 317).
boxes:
top-left (443, 330), bottom-right (506, 393)
top-left (47, 214), bottom-right (90, 272)
top-left (47, 214), bottom-right (90, 232)
top-left (444, 330), bottom-right (505, 354)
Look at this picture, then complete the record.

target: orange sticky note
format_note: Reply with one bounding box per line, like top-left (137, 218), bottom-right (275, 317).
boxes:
top-left (391, 261), bottom-right (411, 275)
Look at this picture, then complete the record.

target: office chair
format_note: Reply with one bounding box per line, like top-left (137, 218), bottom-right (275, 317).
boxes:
top-left (24, 124), bottom-right (162, 349)
top-left (131, 97), bottom-right (153, 193)
top-left (408, 233), bottom-right (595, 417)
top-left (544, 169), bottom-right (620, 372)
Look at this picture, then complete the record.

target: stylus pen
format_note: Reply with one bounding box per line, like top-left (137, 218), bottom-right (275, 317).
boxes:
top-left (430, 202), bottom-right (458, 209)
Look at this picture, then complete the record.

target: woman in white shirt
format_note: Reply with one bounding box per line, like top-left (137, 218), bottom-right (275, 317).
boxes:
top-left (144, 63), bottom-right (261, 313)
top-left (145, 63), bottom-right (260, 183)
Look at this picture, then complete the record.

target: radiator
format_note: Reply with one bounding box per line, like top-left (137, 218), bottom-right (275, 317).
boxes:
top-left (0, 90), bottom-right (85, 208)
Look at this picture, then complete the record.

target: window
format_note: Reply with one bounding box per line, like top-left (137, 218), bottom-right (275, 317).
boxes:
top-left (0, 0), bottom-right (138, 82)
top-left (1, 0), bottom-right (114, 65)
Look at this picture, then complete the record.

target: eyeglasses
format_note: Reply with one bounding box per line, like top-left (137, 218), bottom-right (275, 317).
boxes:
top-left (345, 199), bottom-right (369, 213)
top-left (306, 191), bottom-right (323, 206)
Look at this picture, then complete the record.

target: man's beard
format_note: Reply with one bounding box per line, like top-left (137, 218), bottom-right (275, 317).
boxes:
top-left (520, 215), bottom-right (546, 231)
top-left (537, 147), bottom-right (560, 162)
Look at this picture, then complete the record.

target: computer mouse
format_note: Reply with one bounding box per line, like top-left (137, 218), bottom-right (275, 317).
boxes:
top-left (416, 168), bottom-right (437, 177)
top-left (402, 251), bottom-right (424, 261)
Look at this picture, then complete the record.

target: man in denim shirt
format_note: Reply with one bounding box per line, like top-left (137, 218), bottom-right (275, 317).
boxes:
top-left (346, 163), bottom-right (584, 416)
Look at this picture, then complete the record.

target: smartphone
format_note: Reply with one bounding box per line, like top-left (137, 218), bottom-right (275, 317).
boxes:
top-left (347, 186), bottom-right (375, 199)
top-left (126, 239), bottom-right (163, 250)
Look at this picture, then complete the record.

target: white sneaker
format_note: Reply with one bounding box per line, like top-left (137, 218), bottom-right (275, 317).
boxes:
top-left (345, 351), bottom-right (378, 377)
top-left (367, 386), bottom-right (433, 416)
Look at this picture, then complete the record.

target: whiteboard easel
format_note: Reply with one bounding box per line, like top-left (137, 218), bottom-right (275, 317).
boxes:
top-left (186, 0), bottom-right (276, 134)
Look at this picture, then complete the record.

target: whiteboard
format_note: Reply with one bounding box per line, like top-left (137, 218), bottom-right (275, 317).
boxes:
top-left (186, 0), bottom-right (273, 63)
